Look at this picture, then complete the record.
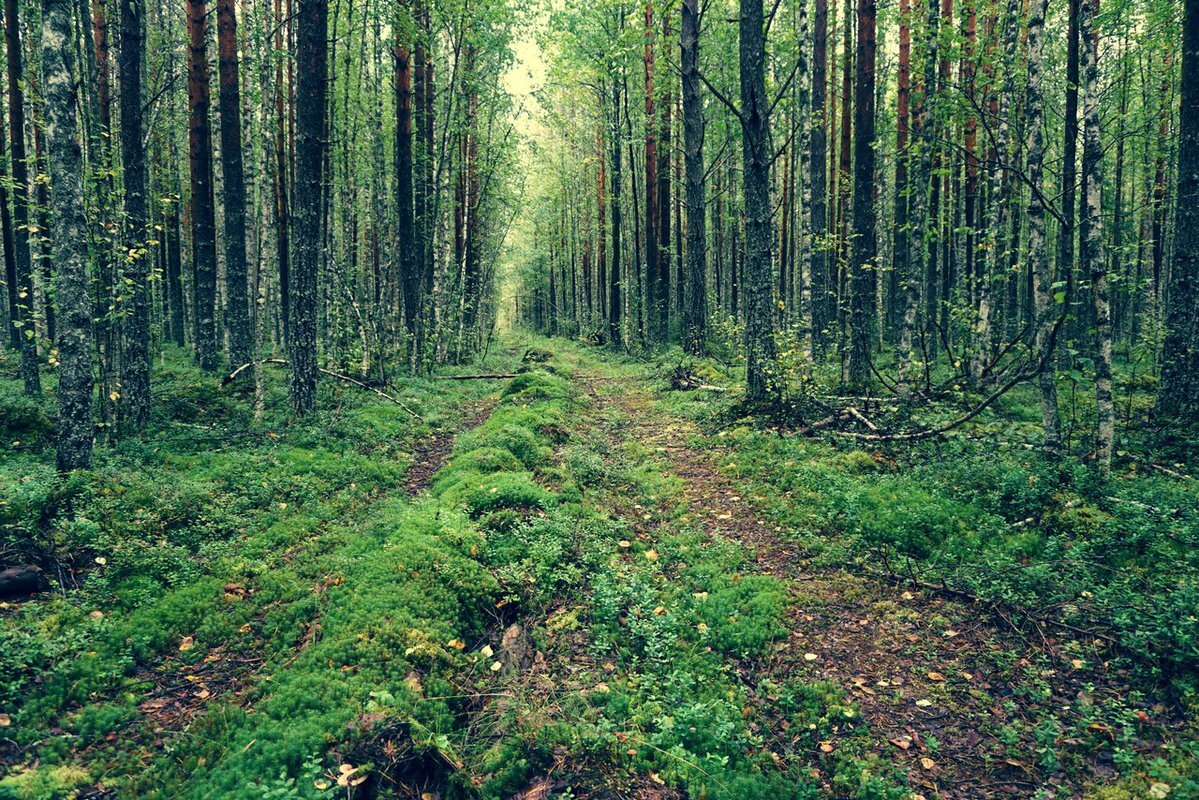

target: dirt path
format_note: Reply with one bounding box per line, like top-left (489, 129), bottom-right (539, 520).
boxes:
top-left (579, 368), bottom-right (1178, 799)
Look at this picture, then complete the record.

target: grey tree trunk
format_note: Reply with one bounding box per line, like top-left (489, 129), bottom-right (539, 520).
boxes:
top-left (1023, 0), bottom-right (1060, 451)
top-left (6, 0), bottom-right (41, 395)
top-left (289, 0), bottom-right (327, 414)
top-left (1079, 0), bottom-right (1113, 474)
top-left (41, 0), bottom-right (94, 471)
top-left (739, 0), bottom-right (778, 405)
top-left (1159, 0), bottom-right (1199, 418)
top-left (680, 0), bottom-right (705, 354)
top-left (119, 0), bottom-right (150, 430)
top-left (898, 0), bottom-right (940, 391)
top-left (186, 0), bottom-right (219, 371)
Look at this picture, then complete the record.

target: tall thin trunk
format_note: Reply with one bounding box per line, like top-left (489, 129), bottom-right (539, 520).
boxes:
top-left (1159, 0), bottom-right (1199, 417)
top-left (1023, 0), bottom-right (1059, 450)
top-left (218, 0), bottom-right (252, 367)
top-left (659, 7), bottom-right (672, 336)
top-left (846, 0), bottom-right (877, 388)
top-left (273, 0), bottom-right (290, 346)
top-left (1080, 0), bottom-right (1112, 474)
top-left (1, 108), bottom-right (16, 351)
top-left (893, 0), bottom-right (911, 348)
top-left (289, 0), bottom-right (327, 414)
top-left (186, 0), bottom-right (219, 370)
top-left (1060, 0), bottom-right (1079, 306)
top-left (810, 0), bottom-right (828, 353)
top-left (643, 0), bottom-right (661, 341)
top-left (395, 9), bottom-right (417, 348)
top-left (609, 78), bottom-right (622, 347)
top-left (680, 0), bottom-right (705, 354)
top-left (6, 0), bottom-right (41, 394)
top-left (41, 0), bottom-right (94, 469)
top-left (119, 0), bottom-right (150, 428)
top-left (739, 0), bottom-right (778, 404)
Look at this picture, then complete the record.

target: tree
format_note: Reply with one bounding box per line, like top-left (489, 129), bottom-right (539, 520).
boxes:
top-left (119, 0), bottom-right (150, 430)
top-left (846, 0), bottom-right (878, 389)
top-left (809, 0), bottom-right (829, 353)
top-left (1023, 0), bottom-right (1060, 451)
top-left (6, 0), bottom-right (41, 395)
top-left (680, 0), bottom-right (705, 354)
top-left (289, 0), bottom-right (327, 414)
top-left (396, 5), bottom-right (418, 352)
top-left (738, 0), bottom-right (778, 404)
top-left (186, 0), bottom-right (219, 371)
top-left (40, 0), bottom-right (94, 470)
top-left (217, 0), bottom-right (252, 368)
top-left (1159, 0), bottom-right (1199, 418)
top-left (1080, 0), bottom-right (1113, 474)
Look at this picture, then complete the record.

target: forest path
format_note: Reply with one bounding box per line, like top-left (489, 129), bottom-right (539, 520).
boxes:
top-left (560, 346), bottom-right (1174, 799)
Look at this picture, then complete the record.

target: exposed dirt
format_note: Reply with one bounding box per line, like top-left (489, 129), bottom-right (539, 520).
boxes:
top-left (580, 371), bottom-right (1183, 799)
top-left (404, 399), bottom-right (497, 494)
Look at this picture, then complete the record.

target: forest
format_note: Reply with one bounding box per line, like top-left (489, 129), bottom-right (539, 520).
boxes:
top-left (0, 0), bottom-right (1197, 794)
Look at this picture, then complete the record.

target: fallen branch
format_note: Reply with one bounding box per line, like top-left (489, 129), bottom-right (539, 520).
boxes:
top-left (434, 373), bottom-right (521, 381)
top-left (223, 359), bottom-right (422, 419)
top-left (851, 562), bottom-right (1118, 645)
top-left (846, 406), bottom-right (879, 431)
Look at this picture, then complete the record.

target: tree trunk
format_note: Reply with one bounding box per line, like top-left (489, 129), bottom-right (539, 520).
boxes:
top-left (6, 0), bottom-right (41, 395)
top-left (680, 0), bottom-right (705, 354)
top-left (846, 0), bottom-right (877, 389)
top-left (643, 0), bottom-right (661, 342)
top-left (1023, 0), bottom-right (1059, 450)
top-left (810, 0), bottom-right (828, 354)
top-left (1060, 0), bottom-right (1079, 310)
top-left (273, 0), bottom-right (291, 347)
top-left (41, 0), bottom-right (94, 470)
top-left (289, 0), bottom-right (327, 414)
top-left (117, 0), bottom-right (150, 429)
top-left (739, 0), bottom-right (778, 405)
top-left (609, 79), bottom-right (623, 347)
top-left (186, 0), bottom-right (219, 371)
top-left (659, 7), bottom-right (673, 337)
top-left (217, 0), bottom-right (252, 368)
top-left (395, 10), bottom-right (418, 348)
top-left (1079, 0), bottom-right (1112, 474)
top-left (1, 108), bottom-right (17, 351)
top-left (1158, 0), bottom-right (1199, 417)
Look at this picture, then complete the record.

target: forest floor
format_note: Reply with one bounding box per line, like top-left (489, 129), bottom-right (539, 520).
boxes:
top-left (1, 335), bottom-right (1197, 800)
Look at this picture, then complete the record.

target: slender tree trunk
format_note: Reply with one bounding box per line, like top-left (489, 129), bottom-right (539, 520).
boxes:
top-left (810, 0), bottom-right (828, 353)
top-left (1023, 0), bottom-right (1060, 450)
top-left (1079, 0), bottom-right (1112, 474)
top-left (643, 0), bottom-right (661, 342)
top-left (847, 0), bottom-right (877, 389)
top-left (739, 0), bottom-right (778, 405)
top-left (218, 0), bottom-right (252, 368)
top-left (273, 0), bottom-right (291, 346)
top-left (609, 78), bottom-right (623, 347)
top-left (659, 8), bottom-right (672, 336)
top-left (6, 0), bottom-right (41, 394)
top-left (289, 0), bottom-right (327, 414)
top-left (1060, 0), bottom-right (1079, 310)
top-left (395, 10), bottom-right (418, 349)
top-left (893, 0), bottom-right (911, 350)
top-left (1158, 0), bottom-right (1199, 417)
top-left (118, 0), bottom-right (150, 428)
top-left (41, 0), bottom-right (93, 470)
top-left (680, 0), bottom-right (705, 354)
top-left (186, 0), bottom-right (219, 371)
top-left (1, 109), bottom-right (17, 351)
